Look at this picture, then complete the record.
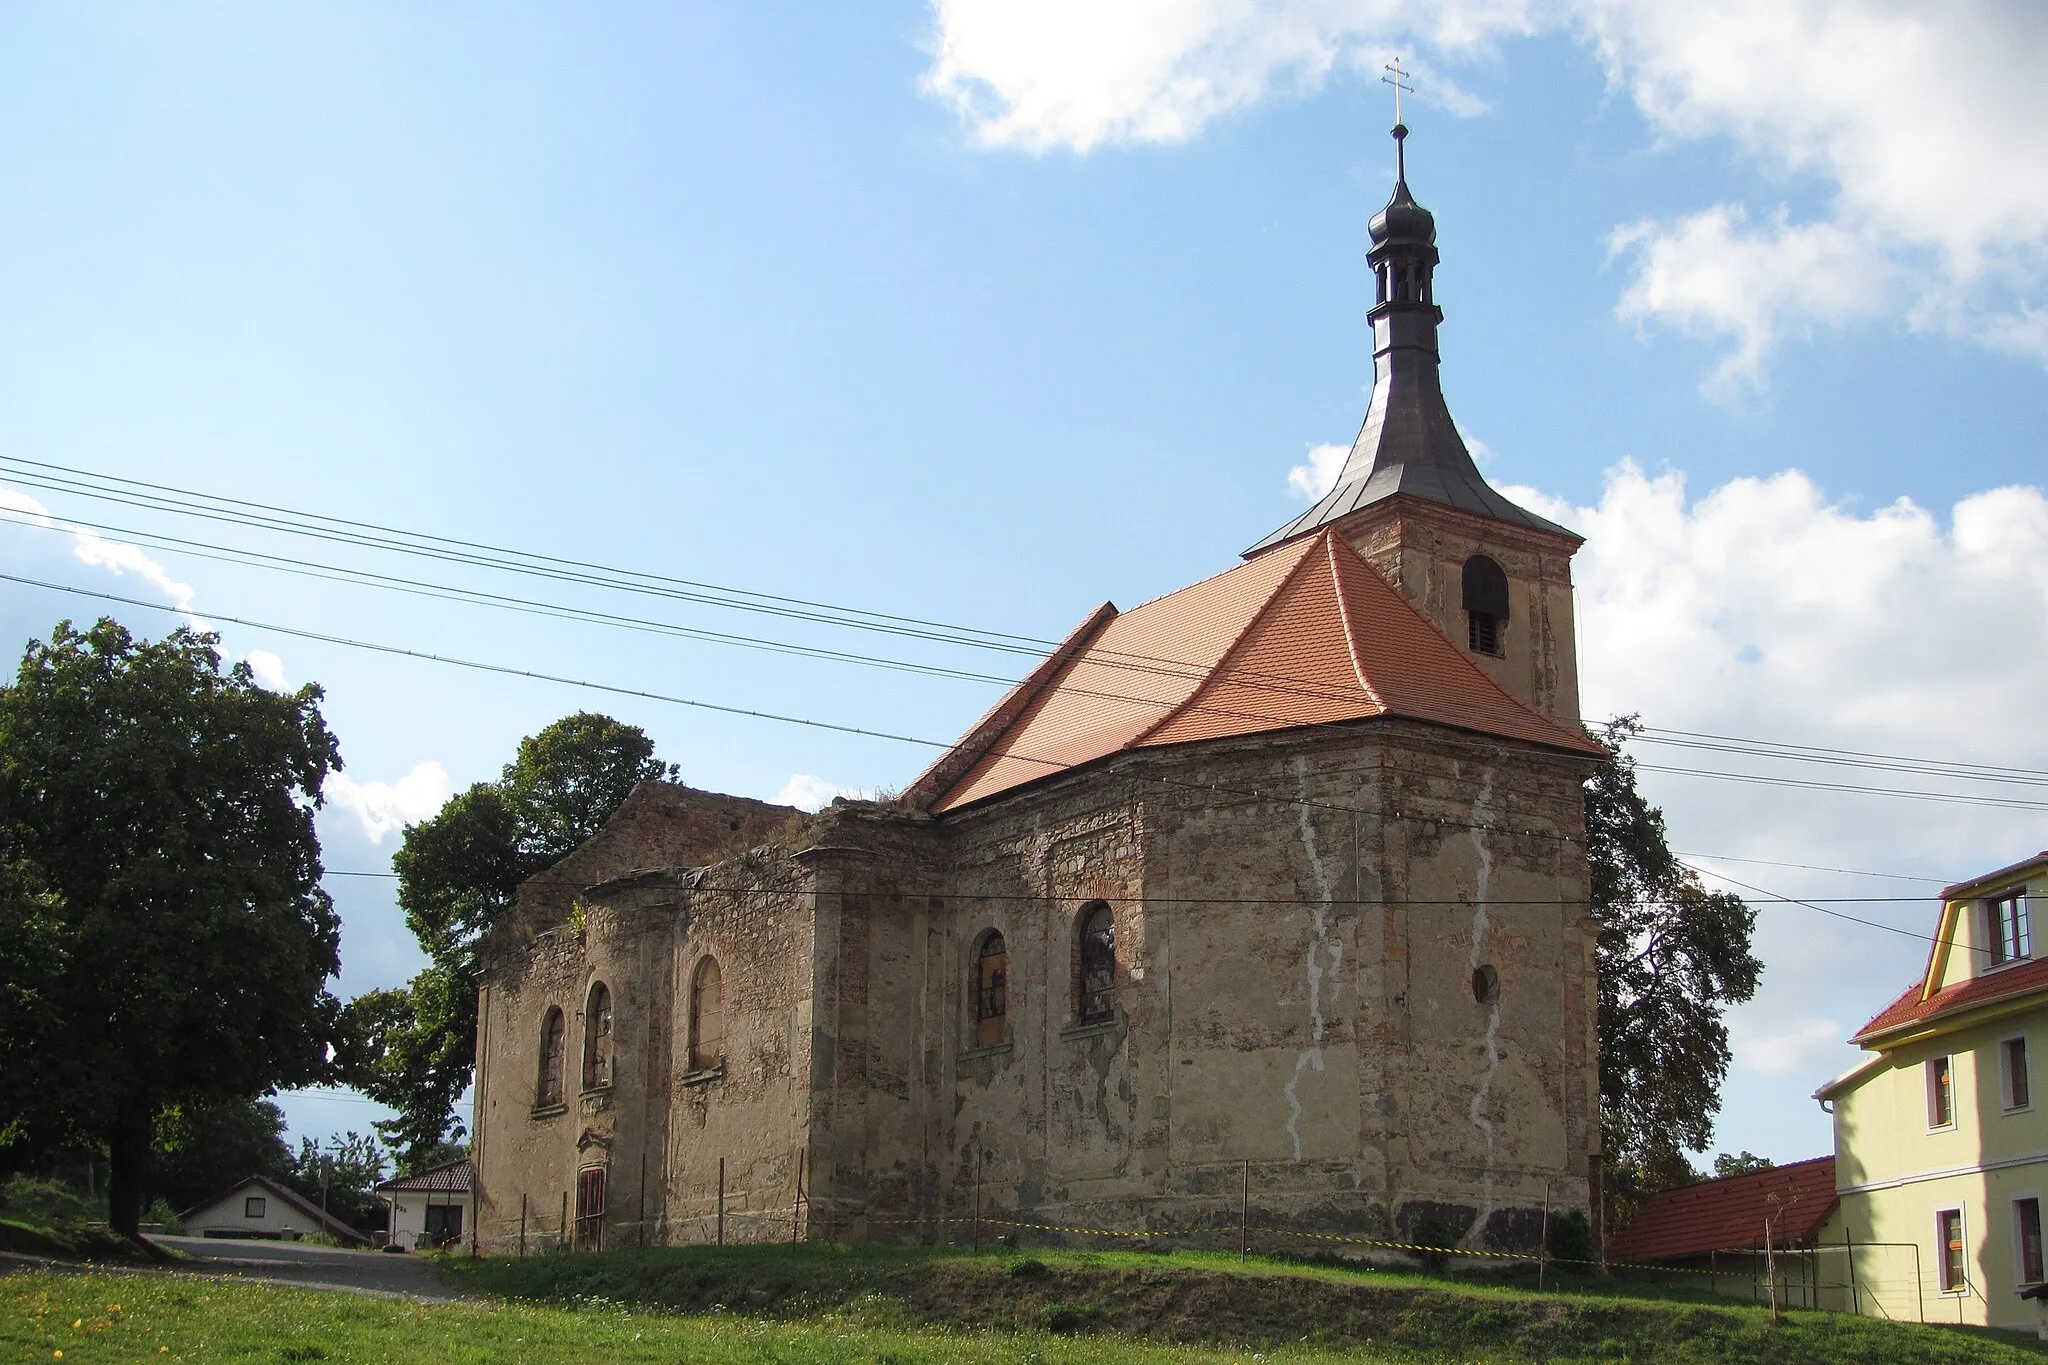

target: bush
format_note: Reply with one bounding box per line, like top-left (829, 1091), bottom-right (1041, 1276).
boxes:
top-left (1035, 1301), bottom-right (1099, 1334)
top-left (141, 1198), bottom-right (184, 1234)
top-left (1546, 1208), bottom-right (1596, 1268)
top-left (1006, 1258), bottom-right (1048, 1279)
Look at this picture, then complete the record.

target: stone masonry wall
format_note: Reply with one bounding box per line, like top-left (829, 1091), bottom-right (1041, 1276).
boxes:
top-left (804, 719), bottom-right (1597, 1257)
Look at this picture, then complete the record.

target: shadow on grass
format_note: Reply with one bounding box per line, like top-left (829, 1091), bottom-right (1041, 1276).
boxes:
top-left (446, 1242), bottom-right (2048, 1363)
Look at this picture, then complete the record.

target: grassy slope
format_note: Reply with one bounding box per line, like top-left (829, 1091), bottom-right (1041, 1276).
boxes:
top-left (450, 1243), bottom-right (2046, 1364)
top-left (0, 1218), bottom-right (157, 1264)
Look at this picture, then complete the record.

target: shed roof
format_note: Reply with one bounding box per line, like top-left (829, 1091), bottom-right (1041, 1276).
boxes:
top-left (910, 529), bottom-right (1602, 813)
top-left (1607, 1157), bottom-right (1838, 1263)
top-left (375, 1159), bottom-right (474, 1195)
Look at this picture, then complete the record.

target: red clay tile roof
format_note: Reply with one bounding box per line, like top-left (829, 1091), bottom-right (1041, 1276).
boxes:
top-left (913, 529), bottom-right (1603, 813)
top-left (375, 1159), bottom-right (474, 1194)
top-left (1855, 955), bottom-right (2048, 1044)
top-left (1607, 1157), bottom-right (1838, 1263)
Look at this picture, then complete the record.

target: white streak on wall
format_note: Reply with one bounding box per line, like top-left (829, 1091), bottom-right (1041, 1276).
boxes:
top-left (1467, 772), bottom-right (1502, 1238)
top-left (1285, 758), bottom-right (1343, 1161)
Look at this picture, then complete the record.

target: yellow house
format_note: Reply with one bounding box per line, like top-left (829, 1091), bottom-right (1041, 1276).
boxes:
top-left (1815, 850), bottom-right (2048, 1331)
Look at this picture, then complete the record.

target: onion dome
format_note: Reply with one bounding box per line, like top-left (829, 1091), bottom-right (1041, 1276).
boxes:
top-left (1368, 125), bottom-right (1436, 246)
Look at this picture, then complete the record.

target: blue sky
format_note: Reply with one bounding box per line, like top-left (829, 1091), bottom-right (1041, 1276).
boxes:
top-left (2, 2), bottom-right (2045, 1169)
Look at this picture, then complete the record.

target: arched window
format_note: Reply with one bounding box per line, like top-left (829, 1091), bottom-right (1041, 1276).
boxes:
top-left (1078, 903), bottom-right (1115, 1023)
top-left (1462, 554), bottom-right (1510, 657)
top-left (689, 957), bottom-right (725, 1072)
top-left (973, 931), bottom-right (1008, 1048)
top-left (536, 1007), bottom-right (566, 1108)
top-left (582, 982), bottom-right (613, 1091)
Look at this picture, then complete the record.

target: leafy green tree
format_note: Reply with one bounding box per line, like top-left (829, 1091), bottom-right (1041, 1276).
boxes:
top-left (0, 619), bottom-right (342, 1236)
top-left (339, 713), bottom-right (673, 1167)
top-left (286, 1130), bottom-right (388, 1231)
top-left (1714, 1150), bottom-right (1775, 1178)
top-left (148, 1097), bottom-right (294, 1215)
top-left (1586, 716), bottom-right (1762, 1228)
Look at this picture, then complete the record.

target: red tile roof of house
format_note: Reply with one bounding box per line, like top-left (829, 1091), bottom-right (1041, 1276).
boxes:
top-left (1851, 851), bottom-right (2048, 1044)
top-left (910, 529), bottom-right (1603, 813)
top-left (1854, 955), bottom-right (2048, 1043)
top-left (1607, 1157), bottom-right (1838, 1263)
top-left (375, 1159), bottom-right (474, 1194)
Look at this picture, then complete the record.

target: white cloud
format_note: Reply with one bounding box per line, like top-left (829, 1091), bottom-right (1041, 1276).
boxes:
top-left (1730, 1016), bottom-right (1843, 1078)
top-left (245, 649), bottom-right (290, 691)
top-left (777, 773), bottom-right (871, 811)
top-left (1610, 207), bottom-right (1879, 393)
top-left (1286, 441), bottom-right (1349, 499)
top-left (1, 485), bottom-right (201, 617)
top-left (323, 762), bottom-right (455, 844)
top-left (922, 1), bottom-right (2048, 380)
top-left (921, 0), bottom-right (1521, 153)
top-left (1507, 462), bottom-right (2048, 1153)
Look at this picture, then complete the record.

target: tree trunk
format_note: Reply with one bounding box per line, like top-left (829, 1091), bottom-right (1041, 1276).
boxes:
top-left (106, 1113), bottom-right (150, 1239)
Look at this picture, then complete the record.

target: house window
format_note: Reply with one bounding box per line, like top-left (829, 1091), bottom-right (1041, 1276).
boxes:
top-left (582, 982), bottom-right (613, 1091)
top-left (689, 957), bottom-right (724, 1072)
top-left (974, 931), bottom-right (1008, 1048)
top-left (2018, 1198), bottom-right (2045, 1285)
top-left (1988, 891), bottom-right (2031, 967)
top-left (536, 1007), bottom-right (566, 1108)
top-left (1078, 902), bottom-right (1115, 1023)
top-left (2006, 1036), bottom-right (2032, 1111)
top-left (244, 1196), bottom-right (266, 1219)
top-left (1461, 555), bottom-right (1509, 658)
top-left (575, 1167), bottom-right (606, 1251)
top-left (1926, 1055), bottom-right (1954, 1129)
top-left (1937, 1207), bottom-right (1967, 1292)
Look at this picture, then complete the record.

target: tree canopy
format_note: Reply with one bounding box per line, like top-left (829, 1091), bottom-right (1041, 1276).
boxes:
top-left (1586, 716), bottom-right (1763, 1225)
top-left (0, 619), bottom-right (342, 1235)
top-left (339, 712), bottom-right (673, 1168)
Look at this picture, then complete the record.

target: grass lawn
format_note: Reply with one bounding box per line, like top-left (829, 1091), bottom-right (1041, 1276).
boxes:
top-left (5, 1244), bottom-right (2044, 1363)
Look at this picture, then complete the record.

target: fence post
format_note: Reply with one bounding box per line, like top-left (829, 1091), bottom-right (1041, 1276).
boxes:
top-left (792, 1159), bottom-right (804, 1246)
top-left (561, 1189), bottom-right (569, 1253)
top-left (1240, 1161), bottom-right (1249, 1263)
top-left (1845, 1226), bottom-right (1859, 1316)
top-left (519, 1193), bottom-right (527, 1258)
top-left (1538, 1184), bottom-right (1550, 1292)
top-left (1765, 1218), bottom-right (1779, 1323)
top-left (638, 1150), bottom-right (648, 1248)
top-left (973, 1147), bottom-right (982, 1251)
top-left (717, 1158), bottom-right (725, 1247)
top-left (1913, 1240), bottom-right (1924, 1323)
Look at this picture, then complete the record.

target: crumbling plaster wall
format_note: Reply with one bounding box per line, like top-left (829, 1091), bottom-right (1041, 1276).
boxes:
top-left (804, 718), bottom-right (1596, 1254)
top-left (471, 781), bottom-right (803, 1254)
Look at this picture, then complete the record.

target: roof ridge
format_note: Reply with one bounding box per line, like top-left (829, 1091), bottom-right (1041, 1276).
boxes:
top-left (1323, 533), bottom-right (1601, 755)
top-left (1127, 533), bottom-right (1337, 748)
top-left (1323, 533), bottom-right (1388, 713)
top-left (904, 602), bottom-right (1119, 811)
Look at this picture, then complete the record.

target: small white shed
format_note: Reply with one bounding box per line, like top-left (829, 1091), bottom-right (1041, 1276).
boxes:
top-left (376, 1159), bottom-right (474, 1251)
top-left (180, 1175), bottom-right (369, 1245)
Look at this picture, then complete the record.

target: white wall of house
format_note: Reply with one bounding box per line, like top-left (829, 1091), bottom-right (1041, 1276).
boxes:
top-left (183, 1182), bottom-right (331, 1241)
top-left (384, 1191), bottom-right (473, 1250)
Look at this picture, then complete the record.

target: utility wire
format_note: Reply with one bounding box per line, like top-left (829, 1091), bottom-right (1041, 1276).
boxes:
top-left (7, 457), bottom-right (2045, 803)
top-left (7, 493), bottom-right (2044, 818)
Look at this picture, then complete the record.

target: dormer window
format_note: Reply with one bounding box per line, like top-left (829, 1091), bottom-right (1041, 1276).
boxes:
top-left (1462, 555), bottom-right (1509, 658)
top-left (1987, 890), bottom-right (2031, 967)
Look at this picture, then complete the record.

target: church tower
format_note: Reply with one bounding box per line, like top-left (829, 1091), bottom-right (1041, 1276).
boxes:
top-left (1247, 122), bottom-right (1583, 724)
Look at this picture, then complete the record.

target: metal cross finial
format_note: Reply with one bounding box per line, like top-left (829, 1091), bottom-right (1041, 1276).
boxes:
top-left (1381, 58), bottom-right (1413, 128)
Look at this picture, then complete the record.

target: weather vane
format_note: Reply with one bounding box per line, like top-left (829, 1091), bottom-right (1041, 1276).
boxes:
top-left (1381, 57), bottom-right (1413, 127)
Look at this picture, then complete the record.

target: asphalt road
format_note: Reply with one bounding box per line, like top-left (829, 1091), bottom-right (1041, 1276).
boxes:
top-left (149, 1235), bottom-right (460, 1300)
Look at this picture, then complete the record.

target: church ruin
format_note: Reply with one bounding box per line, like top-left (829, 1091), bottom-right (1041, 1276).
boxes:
top-left (469, 124), bottom-right (1606, 1257)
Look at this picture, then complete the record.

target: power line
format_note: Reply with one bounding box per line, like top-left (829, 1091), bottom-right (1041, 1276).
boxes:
top-left (1684, 861), bottom-right (1976, 958)
top-left (1672, 852), bottom-right (1951, 885)
top-left (7, 457), bottom-right (2044, 804)
top-left (1635, 762), bottom-right (2048, 812)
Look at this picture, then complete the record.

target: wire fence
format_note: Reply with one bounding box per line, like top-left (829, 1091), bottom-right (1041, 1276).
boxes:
top-left (501, 1168), bottom-right (1940, 1324)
